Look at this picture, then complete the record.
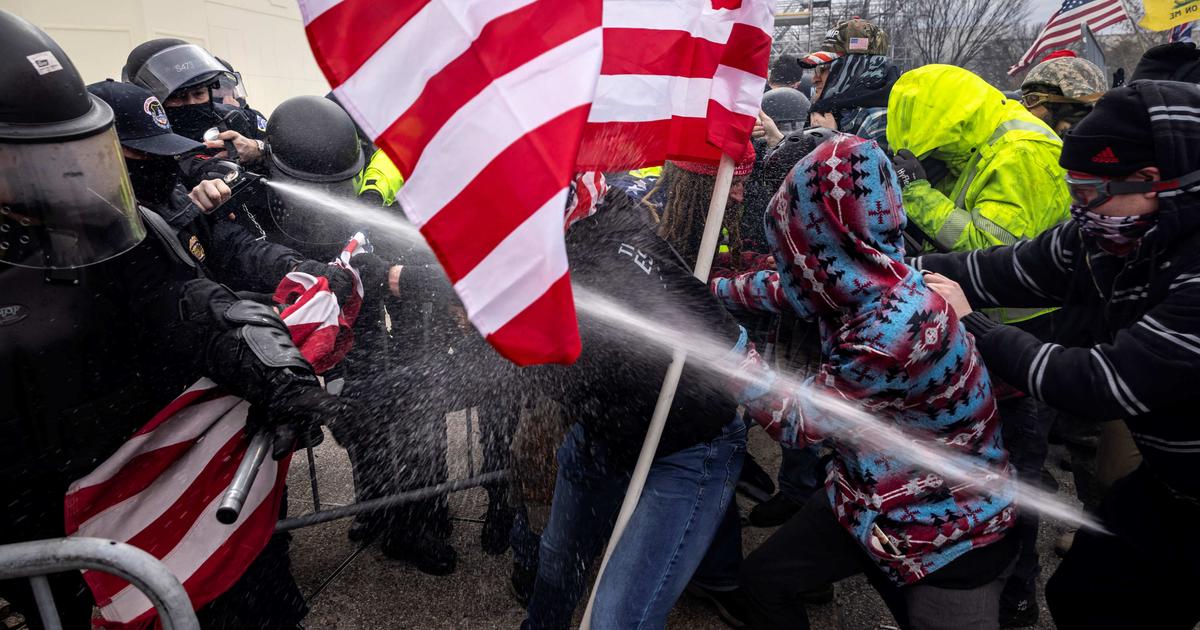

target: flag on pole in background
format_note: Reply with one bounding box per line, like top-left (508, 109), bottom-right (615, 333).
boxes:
top-left (1143, 0), bottom-right (1200, 32)
top-left (1010, 0), bottom-right (1129, 75)
top-left (298, 0), bottom-right (775, 366)
top-left (63, 236), bottom-right (368, 628)
top-left (1170, 20), bottom-right (1197, 42)
top-left (575, 0), bottom-right (776, 170)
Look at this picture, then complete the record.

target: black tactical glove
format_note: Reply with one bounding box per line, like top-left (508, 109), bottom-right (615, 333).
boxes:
top-left (891, 149), bottom-right (927, 189)
top-left (348, 252), bottom-right (391, 303)
top-left (196, 298), bottom-right (338, 459)
top-left (294, 260), bottom-right (356, 306)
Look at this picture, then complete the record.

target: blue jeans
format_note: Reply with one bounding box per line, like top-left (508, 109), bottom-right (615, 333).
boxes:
top-left (778, 443), bottom-right (822, 503)
top-left (518, 418), bottom-right (747, 630)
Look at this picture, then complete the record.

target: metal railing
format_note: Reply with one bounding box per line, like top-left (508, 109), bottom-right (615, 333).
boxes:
top-left (0, 537), bottom-right (199, 630)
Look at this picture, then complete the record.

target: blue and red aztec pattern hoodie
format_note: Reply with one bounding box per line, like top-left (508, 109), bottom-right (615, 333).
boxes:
top-left (717, 134), bottom-right (1016, 585)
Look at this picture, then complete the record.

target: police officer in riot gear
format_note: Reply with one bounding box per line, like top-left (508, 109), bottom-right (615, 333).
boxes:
top-left (261, 95), bottom-right (470, 575)
top-left (0, 12), bottom-right (343, 627)
top-left (123, 38), bottom-right (266, 166)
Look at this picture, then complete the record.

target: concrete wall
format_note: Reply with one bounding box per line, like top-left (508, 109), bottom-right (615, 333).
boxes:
top-left (0, 0), bottom-right (330, 115)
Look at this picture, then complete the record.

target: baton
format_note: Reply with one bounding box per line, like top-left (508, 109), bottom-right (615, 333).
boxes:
top-left (216, 430), bottom-right (274, 524)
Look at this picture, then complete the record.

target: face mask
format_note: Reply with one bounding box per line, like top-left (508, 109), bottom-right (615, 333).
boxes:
top-left (1070, 203), bottom-right (1157, 251)
top-left (126, 157), bottom-right (180, 207)
top-left (167, 103), bottom-right (220, 142)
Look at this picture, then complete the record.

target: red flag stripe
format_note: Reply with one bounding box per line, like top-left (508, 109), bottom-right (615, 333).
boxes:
top-left (600, 21), bottom-right (769, 81)
top-left (372, 0), bottom-right (601, 177)
top-left (71, 406), bottom-right (248, 541)
top-left (301, 0), bottom-right (431, 86)
top-left (486, 273), bottom-right (582, 365)
top-left (418, 109), bottom-right (588, 282)
top-left (452, 189), bottom-right (573, 338)
top-left (82, 427), bottom-right (249, 599)
top-left (576, 107), bottom-right (756, 169)
top-left (95, 453), bottom-right (285, 625)
top-left (319, 0), bottom-right (547, 140)
top-left (393, 32), bottom-right (601, 225)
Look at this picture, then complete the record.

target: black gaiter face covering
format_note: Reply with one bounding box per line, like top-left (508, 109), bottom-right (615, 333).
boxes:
top-left (167, 103), bottom-right (221, 142)
top-left (126, 157), bottom-right (181, 208)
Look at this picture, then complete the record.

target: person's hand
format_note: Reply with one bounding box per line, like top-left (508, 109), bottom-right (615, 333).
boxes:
top-left (891, 149), bottom-right (927, 189)
top-left (204, 130), bottom-right (263, 165)
top-left (923, 272), bottom-right (973, 318)
top-left (388, 264), bottom-right (403, 298)
top-left (755, 111), bottom-right (785, 148)
top-left (258, 384), bottom-right (364, 459)
top-left (188, 178), bottom-right (232, 214)
top-left (359, 188), bottom-right (386, 207)
top-left (810, 111), bottom-right (839, 131)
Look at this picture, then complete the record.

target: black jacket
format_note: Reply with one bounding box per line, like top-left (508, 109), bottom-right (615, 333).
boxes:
top-left (541, 190), bottom-right (742, 470)
top-left (154, 185), bottom-right (303, 294)
top-left (915, 80), bottom-right (1200, 501)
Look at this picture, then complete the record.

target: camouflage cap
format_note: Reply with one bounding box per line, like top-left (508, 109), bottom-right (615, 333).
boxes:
top-left (1022, 57), bottom-right (1107, 103)
top-left (799, 17), bottom-right (889, 67)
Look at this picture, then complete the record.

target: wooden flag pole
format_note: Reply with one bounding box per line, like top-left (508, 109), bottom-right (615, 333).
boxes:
top-left (580, 152), bottom-right (737, 629)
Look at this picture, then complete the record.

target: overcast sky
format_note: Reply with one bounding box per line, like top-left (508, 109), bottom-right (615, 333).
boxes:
top-left (1028, 0), bottom-right (1063, 24)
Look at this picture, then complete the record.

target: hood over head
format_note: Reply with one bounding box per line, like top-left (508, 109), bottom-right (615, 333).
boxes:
top-left (887, 65), bottom-right (1053, 172)
top-left (765, 133), bottom-right (909, 320)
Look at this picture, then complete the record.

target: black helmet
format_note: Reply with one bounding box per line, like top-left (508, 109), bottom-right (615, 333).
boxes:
top-left (761, 88), bottom-right (811, 133)
top-left (0, 10), bottom-right (144, 269)
top-left (264, 96), bottom-right (365, 247)
top-left (266, 95), bottom-right (365, 183)
top-left (761, 127), bottom-right (837, 194)
top-left (123, 38), bottom-right (234, 102)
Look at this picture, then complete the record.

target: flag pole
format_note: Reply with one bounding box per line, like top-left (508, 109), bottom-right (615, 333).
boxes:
top-left (580, 152), bottom-right (737, 628)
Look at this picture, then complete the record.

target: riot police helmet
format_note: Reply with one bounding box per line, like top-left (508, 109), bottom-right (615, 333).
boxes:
top-left (0, 10), bottom-right (144, 269)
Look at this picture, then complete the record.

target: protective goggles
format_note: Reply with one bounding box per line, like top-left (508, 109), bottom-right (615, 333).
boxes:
top-left (1020, 92), bottom-right (1100, 109)
top-left (1066, 170), bottom-right (1200, 210)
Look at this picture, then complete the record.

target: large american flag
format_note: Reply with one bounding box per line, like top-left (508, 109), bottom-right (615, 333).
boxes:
top-left (299, 0), bottom-right (774, 366)
top-left (1009, 0), bottom-right (1128, 75)
top-left (63, 236), bottom-right (368, 629)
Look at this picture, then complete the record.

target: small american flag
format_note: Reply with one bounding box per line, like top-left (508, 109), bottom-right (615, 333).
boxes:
top-left (1010, 0), bottom-right (1129, 75)
top-left (1170, 21), bottom-right (1196, 43)
top-left (298, 0), bottom-right (774, 366)
top-left (63, 235), bottom-right (368, 628)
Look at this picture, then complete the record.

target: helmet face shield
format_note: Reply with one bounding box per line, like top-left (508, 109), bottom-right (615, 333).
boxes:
top-left (266, 169), bottom-right (359, 246)
top-left (0, 126), bottom-right (145, 269)
top-left (133, 44), bottom-right (233, 102)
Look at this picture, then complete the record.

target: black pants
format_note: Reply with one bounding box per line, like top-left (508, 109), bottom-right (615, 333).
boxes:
top-left (740, 492), bottom-right (1009, 630)
top-left (997, 397), bottom-right (1051, 598)
top-left (1046, 465), bottom-right (1200, 629)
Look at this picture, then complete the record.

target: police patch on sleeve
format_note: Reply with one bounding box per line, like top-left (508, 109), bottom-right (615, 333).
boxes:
top-left (256, 115), bottom-right (268, 132)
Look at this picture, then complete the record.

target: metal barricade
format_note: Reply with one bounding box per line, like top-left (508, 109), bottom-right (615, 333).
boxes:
top-left (0, 537), bottom-right (199, 630)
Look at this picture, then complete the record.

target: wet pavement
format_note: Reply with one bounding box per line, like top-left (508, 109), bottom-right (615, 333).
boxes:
top-left (288, 411), bottom-right (1072, 629)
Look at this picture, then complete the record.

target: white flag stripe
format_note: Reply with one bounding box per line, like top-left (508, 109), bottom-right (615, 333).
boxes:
top-left (75, 404), bottom-right (248, 540)
top-left (603, 0), bottom-right (773, 43)
top-left (713, 64), bottom-right (769, 118)
top-left (297, 0), bottom-right (342, 24)
top-left (396, 29), bottom-right (602, 224)
top-left (277, 273), bottom-right (343, 327)
top-left (103, 453), bottom-right (279, 623)
top-left (455, 189), bottom-right (570, 335)
top-left (331, 0), bottom-right (535, 140)
top-left (71, 393), bottom-right (242, 489)
top-left (589, 74), bottom-right (712, 122)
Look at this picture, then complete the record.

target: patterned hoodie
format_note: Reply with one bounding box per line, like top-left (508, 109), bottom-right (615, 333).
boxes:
top-left (716, 134), bottom-right (1016, 585)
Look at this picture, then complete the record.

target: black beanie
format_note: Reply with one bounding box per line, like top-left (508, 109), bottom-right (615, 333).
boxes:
top-left (1131, 42), bottom-right (1200, 83)
top-left (1060, 86), bottom-right (1156, 177)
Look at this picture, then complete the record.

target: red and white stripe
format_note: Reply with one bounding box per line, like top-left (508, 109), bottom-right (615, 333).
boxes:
top-left (576, 0), bottom-right (775, 170)
top-left (64, 237), bottom-right (366, 628)
top-left (564, 171), bottom-right (609, 232)
top-left (299, 1), bottom-right (774, 366)
top-left (300, 0), bottom-right (605, 366)
top-left (1009, 0), bottom-right (1128, 75)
